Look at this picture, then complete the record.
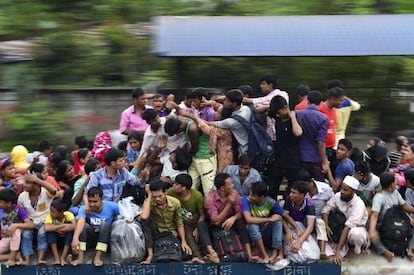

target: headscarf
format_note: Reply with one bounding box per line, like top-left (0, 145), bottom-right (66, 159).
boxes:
top-left (92, 131), bottom-right (112, 167)
top-left (10, 145), bottom-right (30, 170)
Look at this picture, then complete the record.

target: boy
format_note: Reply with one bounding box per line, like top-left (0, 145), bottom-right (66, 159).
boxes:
top-left (327, 138), bottom-right (355, 192)
top-left (0, 189), bottom-right (34, 267)
top-left (44, 198), bottom-right (76, 266)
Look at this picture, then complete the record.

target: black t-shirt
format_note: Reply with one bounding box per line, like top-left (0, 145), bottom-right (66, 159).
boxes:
top-left (274, 117), bottom-right (300, 168)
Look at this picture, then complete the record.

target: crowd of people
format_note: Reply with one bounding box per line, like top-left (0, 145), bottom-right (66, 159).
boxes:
top-left (1, 74), bottom-right (414, 269)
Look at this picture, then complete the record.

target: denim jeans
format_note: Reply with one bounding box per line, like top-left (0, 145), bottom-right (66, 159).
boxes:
top-left (21, 224), bottom-right (48, 257)
top-left (46, 231), bottom-right (74, 246)
top-left (247, 220), bottom-right (283, 249)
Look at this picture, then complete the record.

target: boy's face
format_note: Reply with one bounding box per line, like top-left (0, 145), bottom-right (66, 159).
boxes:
top-left (169, 152), bottom-right (177, 169)
top-left (336, 144), bottom-right (350, 160)
top-left (260, 81), bottom-right (273, 94)
top-left (0, 200), bottom-right (10, 210)
top-left (289, 188), bottom-right (304, 204)
top-left (88, 194), bottom-right (103, 212)
top-left (248, 192), bottom-right (263, 205)
top-left (152, 98), bottom-right (165, 112)
top-left (49, 207), bottom-right (62, 220)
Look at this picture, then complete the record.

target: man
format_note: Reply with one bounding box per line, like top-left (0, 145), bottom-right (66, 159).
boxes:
top-left (319, 86), bottom-right (345, 161)
top-left (119, 87), bottom-right (153, 136)
top-left (223, 154), bottom-right (262, 197)
top-left (86, 148), bottom-right (141, 202)
top-left (18, 173), bottom-right (59, 265)
top-left (243, 74), bottom-right (289, 142)
top-left (302, 169), bottom-right (334, 259)
top-left (296, 90), bottom-right (329, 181)
top-left (354, 161), bottom-right (381, 214)
top-left (327, 79), bottom-right (361, 148)
top-left (322, 176), bottom-right (370, 265)
top-left (204, 173), bottom-right (257, 262)
top-left (139, 179), bottom-right (192, 264)
top-left (369, 172), bottom-right (414, 262)
top-left (326, 138), bottom-right (356, 192)
top-left (294, 84), bottom-right (311, 111)
top-left (282, 181), bottom-right (320, 263)
top-left (242, 181), bottom-right (284, 263)
top-left (215, 89), bottom-right (252, 157)
top-left (164, 117), bottom-right (216, 195)
top-left (186, 87), bottom-right (216, 122)
top-left (151, 94), bottom-right (171, 117)
top-left (268, 95), bottom-right (303, 198)
top-left (167, 174), bottom-right (219, 263)
top-left (71, 187), bottom-right (119, 266)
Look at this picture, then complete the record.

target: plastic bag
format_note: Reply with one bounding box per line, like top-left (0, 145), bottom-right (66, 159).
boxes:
top-left (118, 196), bottom-right (142, 222)
top-left (110, 197), bottom-right (145, 264)
top-left (285, 222), bottom-right (320, 264)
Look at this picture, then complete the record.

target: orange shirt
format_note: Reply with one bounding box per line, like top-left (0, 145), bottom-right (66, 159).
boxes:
top-left (318, 102), bottom-right (336, 148)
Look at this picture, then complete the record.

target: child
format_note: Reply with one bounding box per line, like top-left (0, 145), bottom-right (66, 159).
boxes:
top-left (0, 189), bottom-right (34, 268)
top-left (44, 198), bottom-right (76, 265)
top-left (126, 131), bottom-right (143, 168)
top-left (31, 163), bottom-right (61, 191)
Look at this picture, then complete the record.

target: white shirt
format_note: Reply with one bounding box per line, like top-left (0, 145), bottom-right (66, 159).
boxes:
top-left (18, 187), bottom-right (54, 226)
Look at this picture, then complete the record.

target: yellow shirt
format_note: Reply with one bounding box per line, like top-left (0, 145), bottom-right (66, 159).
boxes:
top-left (45, 211), bottom-right (75, 225)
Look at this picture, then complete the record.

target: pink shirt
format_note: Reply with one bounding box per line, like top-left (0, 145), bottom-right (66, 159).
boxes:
top-left (119, 105), bottom-right (152, 133)
top-left (204, 190), bottom-right (241, 225)
top-left (252, 89), bottom-right (289, 141)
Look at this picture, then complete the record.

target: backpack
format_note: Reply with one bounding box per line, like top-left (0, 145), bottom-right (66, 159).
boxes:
top-left (152, 231), bottom-right (182, 263)
top-left (328, 208), bottom-right (347, 243)
top-left (212, 229), bottom-right (248, 262)
top-left (232, 113), bottom-right (274, 175)
top-left (380, 205), bottom-right (412, 256)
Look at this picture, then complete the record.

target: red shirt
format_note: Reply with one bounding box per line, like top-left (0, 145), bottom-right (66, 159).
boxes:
top-left (294, 98), bottom-right (308, 111)
top-left (318, 102), bottom-right (336, 148)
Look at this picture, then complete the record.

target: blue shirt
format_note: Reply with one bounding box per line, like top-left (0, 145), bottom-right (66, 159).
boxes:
top-left (223, 165), bottom-right (262, 197)
top-left (241, 196), bottom-right (284, 218)
top-left (335, 159), bottom-right (355, 180)
top-left (296, 105), bottom-right (328, 162)
top-left (86, 167), bottom-right (140, 202)
top-left (78, 201), bottom-right (120, 231)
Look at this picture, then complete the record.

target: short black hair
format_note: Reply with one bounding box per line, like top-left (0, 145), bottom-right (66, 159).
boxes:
top-left (260, 74), bottom-right (278, 89)
top-left (84, 158), bottom-right (101, 175)
top-left (355, 161), bottom-right (371, 175)
top-left (327, 86), bottom-right (345, 99)
top-left (164, 118), bottom-right (182, 136)
top-left (117, 141), bottom-right (128, 151)
top-left (225, 89), bottom-right (243, 106)
top-left (149, 179), bottom-right (168, 192)
top-left (308, 90), bottom-right (323, 105)
top-left (292, 169), bottom-right (312, 182)
top-left (51, 198), bottom-right (67, 212)
top-left (75, 136), bottom-right (88, 148)
top-left (0, 189), bottom-right (17, 204)
top-left (189, 87), bottom-right (209, 100)
top-left (214, 173), bottom-right (231, 190)
top-left (174, 147), bottom-right (192, 171)
top-left (295, 84), bottom-right (310, 97)
top-left (404, 168), bottom-right (414, 185)
top-left (379, 172), bottom-right (395, 190)
top-left (291, 181), bottom-right (308, 195)
top-left (238, 85), bottom-right (253, 97)
top-left (338, 139), bottom-right (353, 151)
top-left (38, 140), bottom-right (52, 152)
top-left (78, 148), bottom-right (90, 160)
top-left (269, 95), bottom-right (288, 119)
top-left (250, 181), bottom-right (268, 197)
top-left (87, 187), bottom-right (103, 198)
top-left (132, 87), bottom-right (146, 98)
top-left (104, 148), bottom-right (124, 166)
top-left (175, 174), bottom-right (193, 189)
top-left (238, 154), bottom-right (252, 166)
top-left (141, 109), bottom-right (158, 124)
top-left (327, 79), bottom-right (343, 89)
top-left (31, 163), bottom-right (45, 174)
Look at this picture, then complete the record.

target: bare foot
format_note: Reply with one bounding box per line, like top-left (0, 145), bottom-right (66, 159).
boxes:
top-left (269, 254), bottom-right (283, 263)
top-left (260, 256), bottom-right (271, 263)
top-left (208, 251), bottom-right (220, 264)
top-left (20, 259), bottom-right (30, 265)
top-left (407, 249), bottom-right (414, 261)
top-left (249, 256), bottom-right (260, 263)
top-left (93, 257), bottom-right (103, 267)
top-left (5, 260), bottom-right (16, 268)
top-left (345, 249), bottom-right (356, 259)
top-left (71, 259), bottom-right (83, 266)
top-left (384, 250), bottom-right (394, 262)
top-left (192, 257), bottom-right (206, 264)
top-left (320, 253), bottom-right (329, 261)
top-left (53, 259), bottom-right (61, 265)
top-left (140, 255), bottom-right (153, 264)
top-left (60, 257), bottom-right (67, 266)
top-left (37, 260), bottom-right (47, 265)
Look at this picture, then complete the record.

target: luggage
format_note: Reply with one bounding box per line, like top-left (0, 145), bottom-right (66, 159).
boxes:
top-left (212, 229), bottom-right (248, 262)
